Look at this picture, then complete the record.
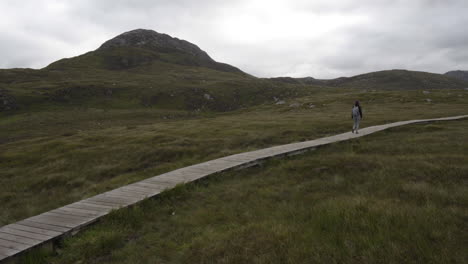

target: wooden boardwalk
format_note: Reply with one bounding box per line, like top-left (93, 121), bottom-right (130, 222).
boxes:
top-left (0, 115), bottom-right (467, 262)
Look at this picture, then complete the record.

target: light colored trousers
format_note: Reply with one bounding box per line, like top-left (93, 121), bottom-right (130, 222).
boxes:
top-left (353, 116), bottom-right (361, 131)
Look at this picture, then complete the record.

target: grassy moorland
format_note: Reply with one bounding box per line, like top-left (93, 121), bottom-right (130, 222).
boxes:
top-left (1, 88), bottom-right (467, 227)
top-left (22, 118), bottom-right (468, 264)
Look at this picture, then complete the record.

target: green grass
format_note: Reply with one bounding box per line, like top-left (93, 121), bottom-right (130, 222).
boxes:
top-left (0, 48), bottom-right (311, 112)
top-left (1, 88), bottom-right (467, 226)
top-left (22, 119), bottom-right (468, 264)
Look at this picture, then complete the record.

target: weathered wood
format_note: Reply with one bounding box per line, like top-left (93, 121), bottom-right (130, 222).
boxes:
top-left (101, 193), bottom-right (144, 203)
top-left (123, 184), bottom-right (159, 192)
top-left (27, 215), bottom-right (83, 229)
top-left (45, 210), bottom-right (98, 221)
top-left (0, 115), bottom-right (466, 262)
top-left (55, 207), bottom-right (103, 217)
top-left (0, 227), bottom-right (52, 241)
top-left (141, 178), bottom-right (178, 187)
top-left (114, 187), bottom-right (153, 196)
top-left (0, 243), bottom-right (21, 256)
top-left (68, 202), bottom-right (114, 213)
top-left (4, 224), bottom-right (61, 238)
top-left (0, 232), bottom-right (41, 246)
top-left (0, 252), bottom-right (10, 261)
top-left (146, 174), bottom-right (182, 183)
top-left (53, 208), bottom-right (98, 218)
top-left (89, 195), bottom-right (136, 205)
top-left (0, 239), bottom-right (28, 251)
top-left (18, 220), bottom-right (70, 233)
top-left (104, 190), bottom-right (146, 199)
top-left (44, 211), bottom-right (94, 222)
top-left (120, 185), bottom-right (161, 195)
top-left (132, 182), bottom-right (168, 190)
top-left (80, 200), bottom-right (122, 209)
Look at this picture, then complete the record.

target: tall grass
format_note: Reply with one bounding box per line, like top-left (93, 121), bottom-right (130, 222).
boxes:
top-left (1, 88), bottom-right (467, 226)
top-left (22, 119), bottom-right (468, 264)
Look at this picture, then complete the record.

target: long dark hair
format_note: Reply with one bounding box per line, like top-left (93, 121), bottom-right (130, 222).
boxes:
top-left (354, 101), bottom-right (360, 107)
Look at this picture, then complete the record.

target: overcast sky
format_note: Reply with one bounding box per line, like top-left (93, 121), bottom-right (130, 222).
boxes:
top-left (1, 0), bottom-right (467, 78)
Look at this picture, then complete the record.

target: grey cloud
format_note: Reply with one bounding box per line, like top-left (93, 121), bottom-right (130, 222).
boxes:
top-left (0, 0), bottom-right (466, 78)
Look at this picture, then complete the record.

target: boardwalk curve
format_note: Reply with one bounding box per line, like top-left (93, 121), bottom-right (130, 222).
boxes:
top-left (0, 114), bottom-right (467, 261)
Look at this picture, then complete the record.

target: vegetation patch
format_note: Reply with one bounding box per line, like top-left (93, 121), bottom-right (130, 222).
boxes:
top-left (20, 119), bottom-right (468, 264)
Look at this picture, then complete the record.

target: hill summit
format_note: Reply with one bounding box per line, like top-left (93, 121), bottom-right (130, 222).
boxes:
top-left (99, 29), bottom-right (209, 58)
top-left (48, 29), bottom-right (243, 73)
top-left (445, 70), bottom-right (468, 82)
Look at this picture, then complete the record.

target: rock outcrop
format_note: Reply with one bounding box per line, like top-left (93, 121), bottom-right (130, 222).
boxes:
top-left (0, 90), bottom-right (18, 111)
top-left (97, 29), bottom-right (243, 73)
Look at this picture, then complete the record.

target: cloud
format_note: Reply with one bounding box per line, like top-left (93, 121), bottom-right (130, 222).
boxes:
top-left (0, 0), bottom-right (466, 78)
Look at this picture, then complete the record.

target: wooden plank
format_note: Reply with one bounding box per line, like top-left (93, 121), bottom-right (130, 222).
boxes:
top-left (80, 200), bottom-right (122, 209)
top-left (100, 194), bottom-right (143, 204)
top-left (94, 193), bottom-right (140, 203)
top-left (27, 215), bottom-right (82, 229)
top-left (44, 211), bottom-right (94, 222)
top-left (0, 227), bottom-right (52, 241)
top-left (195, 159), bottom-right (243, 169)
top-left (132, 182), bottom-right (168, 190)
top-left (88, 195), bottom-right (134, 205)
top-left (47, 210), bottom-right (97, 222)
top-left (220, 156), bottom-right (254, 163)
top-left (141, 178), bottom-right (178, 187)
top-left (104, 190), bottom-right (146, 199)
top-left (52, 209), bottom-right (96, 218)
top-left (55, 207), bottom-right (103, 217)
top-left (18, 220), bottom-right (70, 233)
top-left (114, 187), bottom-right (153, 196)
top-left (0, 244), bottom-right (21, 257)
top-left (87, 196), bottom-right (133, 206)
top-left (105, 191), bottom-right (147, 201)
top-left (120, 186), bottom-right (160, 195)
top-left (0, 251), bottom-right (10, 259)
top-left (67, 202), bottom-right (113, 213)
top-left (122, 184), bottom-right (158, 192)
top-left (0, 115), bottom-right (464, 261)
top-left (4, 224), bottom-right (61, 238)
top-left (155, 173), bottom-right (197, 183)
top-left (165, 168), bottom-right (209, 176)
top-left (176, 167), bottom-right (216, 176)
top-left (0, 232), bottom-right (41, 246)
top-left (146, 175), bottom-right (182, 183)
top-left (0, 238), bottom-right (28, 251)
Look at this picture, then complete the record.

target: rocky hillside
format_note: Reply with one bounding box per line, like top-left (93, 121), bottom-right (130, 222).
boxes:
top-left (48, 29), bottom-right (243, 73)
top-left (1, 29), bottom-right (467, 113)
top-left (0, 29), bottom-right (309, 112)
top-left (445, 70), bottom-right (468, 82)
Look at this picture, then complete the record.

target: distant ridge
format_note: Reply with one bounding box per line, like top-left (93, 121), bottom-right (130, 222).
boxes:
top-left (1, 29), bottom-right (468, 113)
top-left (445, 70), bottom-right (468, 82)
top-left (270, 70), bottom-right (468, 90)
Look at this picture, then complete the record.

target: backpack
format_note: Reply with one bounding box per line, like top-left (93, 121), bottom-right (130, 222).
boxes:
top-left (352, 106), bottom-right (360, 117)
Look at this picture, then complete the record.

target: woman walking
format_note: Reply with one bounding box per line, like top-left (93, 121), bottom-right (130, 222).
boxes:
top-left (351, 101), bottom-right (363, 133)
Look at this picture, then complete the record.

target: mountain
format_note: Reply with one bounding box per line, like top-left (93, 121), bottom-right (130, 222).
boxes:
top-left (1, 29), bottom-right (467, 113)
top-left (269, 70), bottom-right (468, 90)
top-left (48, 29), bottom-right (243, 74)
top-left (0, 29), bottom-right (309, 112)
top-left (321, 69), bottom-right (468, 90)
top-left (444, 70), bottom-right (468, 82)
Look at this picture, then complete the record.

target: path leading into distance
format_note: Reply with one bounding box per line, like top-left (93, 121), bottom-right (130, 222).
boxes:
top-left (0, 114), bottom-right (467, 262)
